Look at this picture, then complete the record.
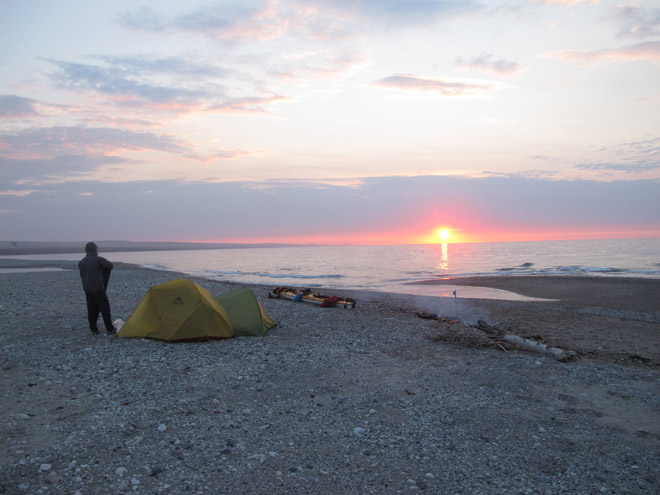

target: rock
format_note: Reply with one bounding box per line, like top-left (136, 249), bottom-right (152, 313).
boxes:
top-left (46, 471), bottom-right (60, 484)
top-left (150, 465), bottom-right (165, 476)
top-left (353, 427), bottom-right (365, 437)
top-left (157, 424), bottom-right (167, 432)
top-left (39, 463), bottom-right (52, 472)
top-left (16, 413), bottom-right (30, 420)
top-left (115, 467), bottom-right (128, 477)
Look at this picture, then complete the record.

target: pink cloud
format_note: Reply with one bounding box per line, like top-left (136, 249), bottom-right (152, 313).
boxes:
top-left (0, 190), bottom-right (37, 197)
top-left (372, 74), bottom-right (499, 97)
top-left (546, 40), bottom-right (660, 64)
top-left (208, 94), bottom-right (290, 114)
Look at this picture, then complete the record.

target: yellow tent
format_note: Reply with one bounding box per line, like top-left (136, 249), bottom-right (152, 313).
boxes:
top-left (118, 278), bottom-right (233, 341)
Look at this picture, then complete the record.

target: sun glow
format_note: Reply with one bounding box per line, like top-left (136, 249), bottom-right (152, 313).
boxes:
top-left (437, 229), bottom-right (451, 242)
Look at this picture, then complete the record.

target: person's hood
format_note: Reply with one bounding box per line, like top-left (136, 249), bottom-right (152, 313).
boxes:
top-left (85, 242), bottom-right (98, 255)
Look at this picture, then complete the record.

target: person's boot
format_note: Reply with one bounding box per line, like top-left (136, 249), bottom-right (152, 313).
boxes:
top-left (106, 326), bottom-right (116, 335)
top-left (91, 328), bottom-right (100, 334)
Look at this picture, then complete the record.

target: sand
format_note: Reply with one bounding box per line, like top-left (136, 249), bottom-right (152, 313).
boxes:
top-left (1, 259), bottom-right (659, 494)
top-left (407, 275), bottom-right (660, 366)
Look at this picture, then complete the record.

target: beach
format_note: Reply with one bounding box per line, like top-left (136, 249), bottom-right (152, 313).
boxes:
top-left (1, 259), bottom-right (659, 494)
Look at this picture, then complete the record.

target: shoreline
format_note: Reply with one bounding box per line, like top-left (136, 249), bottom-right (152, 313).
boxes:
top-left (2, 257), bottom-right (660, 306)
top-left (410, 275), bottom-right (660, 313)
top-left (1, 258), bottom-right (659, 362)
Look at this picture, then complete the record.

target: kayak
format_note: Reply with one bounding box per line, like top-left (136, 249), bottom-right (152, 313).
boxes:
top-left (270, 286), bottom-right (356, 309)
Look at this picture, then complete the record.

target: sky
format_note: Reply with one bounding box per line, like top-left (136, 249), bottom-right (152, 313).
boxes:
top-left (1, 0), bottom-right (659, 245)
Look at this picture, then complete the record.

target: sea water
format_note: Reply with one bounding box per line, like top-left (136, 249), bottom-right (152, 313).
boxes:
top-left (4, 238), bottom-right (659, 300)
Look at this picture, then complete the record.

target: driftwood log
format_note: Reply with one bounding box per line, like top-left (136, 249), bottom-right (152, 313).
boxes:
top-left (475, 320), bottom-right (576, 363)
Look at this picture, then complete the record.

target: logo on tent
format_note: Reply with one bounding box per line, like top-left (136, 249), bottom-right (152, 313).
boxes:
top-left (172, 296), bottom-right (184, 305)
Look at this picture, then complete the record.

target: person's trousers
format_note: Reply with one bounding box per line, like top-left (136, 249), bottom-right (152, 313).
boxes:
top-left (85, 290), bottom-right (113, 332)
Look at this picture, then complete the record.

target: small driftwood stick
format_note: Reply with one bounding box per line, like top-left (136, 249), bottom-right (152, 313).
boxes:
top-left (476, 320), bottom-right (576, 363)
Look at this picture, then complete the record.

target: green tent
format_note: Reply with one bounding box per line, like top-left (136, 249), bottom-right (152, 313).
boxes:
top-left (118, 279), bottom-right (233, 341)
top-left (214, 287), bottom-right (277, 337)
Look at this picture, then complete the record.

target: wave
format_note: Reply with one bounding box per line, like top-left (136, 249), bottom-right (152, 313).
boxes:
top-left (493, 264), bottom-right (660, 277)
top-left (497, 262), bottom-right (534, 272)
top-left (208, 269), bottom-right (344, 280)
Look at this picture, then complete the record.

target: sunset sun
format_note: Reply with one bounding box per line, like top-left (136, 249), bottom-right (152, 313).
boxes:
top-left (437, 229), bottom-right (451, 242)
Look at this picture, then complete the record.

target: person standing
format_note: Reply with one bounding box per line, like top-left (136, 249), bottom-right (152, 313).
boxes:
top-left (78, 242), bottom-right (115, 334)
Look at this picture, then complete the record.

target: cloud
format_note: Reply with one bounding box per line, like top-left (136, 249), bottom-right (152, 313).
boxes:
top-left (309, 0), bottom-right (482, 26)
top-left (1, 175), bottom-right (658, 241)
top-left (535, 0), bottom-right (599, 5)
top-left (372, 74), bottom-right (502, 97)
top-left (455, 53), bottom-right (526, 77)
top-left (574, 161), bottom-right (660, 173)
top-left (0, 154), bottom-right (132, 184)
top-left (208, 94), bottom-right (290, 114)
top-left (0, 95), bottom-right (69, 120)
top-left (43, 57), bottom-right (288, 115)
top-left (115, 6), bottom-right (166, 32)
top-left (546, 40), bottom-right (660, 64)
top-left (118, 1), bottom-right (482, 40)
top-left (48, 59), bottom-right (217, 107)
top-left (611, 5), bottom-right (660, 40)
top-left (0, 125), bottom-right (251, 185)
top-left (0, 190), bottom-right (37, 197)
top-left (114, 1), bottom-right (480, 93)
top-left (118, 2), bottom-right (287, 41)
top-left (0, 126), bottom-right (194, 157)
top-left (95, 55), bottom-right (232, 78)
top-left (0, 95), bottom-right (42, 118)
top-left (574, 137), bottom-right (660, 174)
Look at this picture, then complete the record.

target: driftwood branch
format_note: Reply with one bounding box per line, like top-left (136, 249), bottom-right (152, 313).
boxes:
top-left (475, 320), bottom-right (576, 363)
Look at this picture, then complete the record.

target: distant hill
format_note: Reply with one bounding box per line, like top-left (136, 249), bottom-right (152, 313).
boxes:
top-left (0, 240), bottom-right (311, 255)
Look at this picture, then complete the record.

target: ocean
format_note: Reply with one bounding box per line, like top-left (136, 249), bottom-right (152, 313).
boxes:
top-left (4, 238), bottom-right (660, 301)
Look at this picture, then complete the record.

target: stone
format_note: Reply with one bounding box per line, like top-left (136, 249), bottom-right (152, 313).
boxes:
top-left (353, 427), bottom-right (365, 437)
top-left (39, 464), bottom-right (52, 472)
top-left (150, 465), bottom-right (165, 476)
top-left (46, 472), bottom-right (60, 484)
top-left (157, 424), bottom-right (167, 432)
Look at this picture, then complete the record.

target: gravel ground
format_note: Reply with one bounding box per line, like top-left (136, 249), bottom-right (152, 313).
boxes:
top-left (1, 260), bottom-right (659, 495)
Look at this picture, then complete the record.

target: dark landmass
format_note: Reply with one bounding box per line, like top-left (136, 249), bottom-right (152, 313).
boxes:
top-left (0, 240), bottom-right (312, 255)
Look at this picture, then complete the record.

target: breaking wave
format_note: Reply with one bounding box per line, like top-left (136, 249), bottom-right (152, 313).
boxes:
top-left (208, 269), bottom-right (344, 281)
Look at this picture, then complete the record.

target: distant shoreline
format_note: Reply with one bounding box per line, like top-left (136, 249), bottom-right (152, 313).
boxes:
top-left (0, 240), bottom-right (311, 256)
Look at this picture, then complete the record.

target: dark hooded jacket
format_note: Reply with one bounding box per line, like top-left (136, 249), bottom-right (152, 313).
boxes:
top-left (78, 242), bottom-right (113, 293)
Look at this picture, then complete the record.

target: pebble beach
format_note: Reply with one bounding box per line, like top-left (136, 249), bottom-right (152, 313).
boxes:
top-left (1, 258), bottom-right (659, 494)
